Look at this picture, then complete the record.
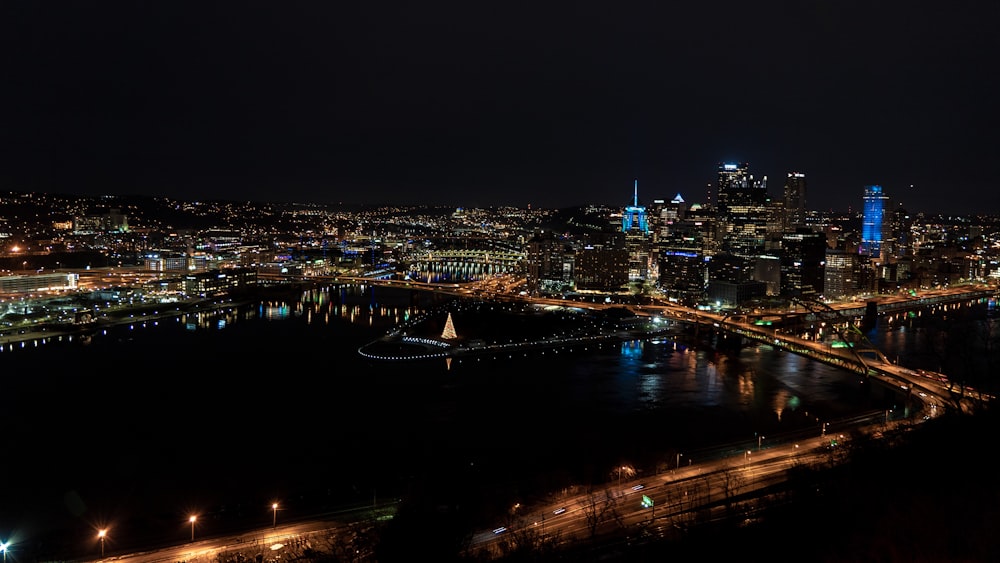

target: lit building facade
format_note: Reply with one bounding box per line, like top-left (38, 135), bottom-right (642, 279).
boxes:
top-left (780, 229), bottom-right (827, 298)
top-left (574, 231), bottom-right (628, 292)
top-left (622, 179), bottom-right (651, 282)
top-left (716, 162), bottom-right (769, 258)
top-left (860, 185), bottom-right (888, 260)
top-left (783, 172), bottom-right (807, 231)
top-left (824, 248), bottom-right (874, 299)
top-left (0, 272), bottom-right (78, 294)
top-left (657, 250), bottom-right (708, 305)
top-left (525, 229), bottom-right (572, 295)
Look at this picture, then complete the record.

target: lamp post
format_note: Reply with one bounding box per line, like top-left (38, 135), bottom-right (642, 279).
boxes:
top-left (676, 452), bottom-right (683, 470)
top-left (98, 529), bottom-right (106, 558)
top-left (189, 515), bottom-right (197, 542)
top-left (1, 540), bottom-right (9, 563)
top-left (272, 503), bottom-right (278, 528)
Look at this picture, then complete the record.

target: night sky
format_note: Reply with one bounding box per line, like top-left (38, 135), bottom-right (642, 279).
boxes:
top-left (2, 2), bottom-right (998, 214)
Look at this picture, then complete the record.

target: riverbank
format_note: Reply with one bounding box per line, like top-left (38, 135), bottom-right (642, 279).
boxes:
top-left (0, 295), bottom-right (249, 348)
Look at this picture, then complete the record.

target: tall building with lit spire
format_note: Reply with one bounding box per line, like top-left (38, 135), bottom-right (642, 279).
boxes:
top-left (622, 178), bottom-right (651, 281)
top-left (622, 178), bottom-right (649, 233)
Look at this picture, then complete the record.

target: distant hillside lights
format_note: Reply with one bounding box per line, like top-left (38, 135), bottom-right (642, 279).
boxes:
top-left (72, 208), bottom-right (128, 235)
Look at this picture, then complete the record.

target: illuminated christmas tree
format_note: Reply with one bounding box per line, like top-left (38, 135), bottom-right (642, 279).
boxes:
top-left (441, 312), bottom-right (457, 340)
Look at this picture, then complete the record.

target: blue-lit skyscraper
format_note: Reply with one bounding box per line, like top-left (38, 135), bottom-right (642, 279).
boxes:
top-left (622, 179), bottom-right (649, 233)
top-left (860, 185), bottom-right (887, 259)
top-left (622, 178), bottom-right (650, 281)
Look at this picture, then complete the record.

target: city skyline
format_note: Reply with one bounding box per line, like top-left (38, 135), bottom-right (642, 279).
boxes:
top-left (2, 2), bottom-right (998, 215)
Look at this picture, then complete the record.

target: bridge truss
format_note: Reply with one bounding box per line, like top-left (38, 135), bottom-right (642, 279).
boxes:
top-left (789, 295), bottom-right (891, 374)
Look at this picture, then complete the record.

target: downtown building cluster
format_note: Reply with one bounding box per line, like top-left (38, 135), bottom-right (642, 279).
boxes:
top-left (0, 174), bottom-right (999, 313)
top-left (526, 163), bottom-right (1000, 309)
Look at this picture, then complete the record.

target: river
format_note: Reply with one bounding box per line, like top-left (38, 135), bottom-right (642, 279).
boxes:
top-left (0, 283), bottom-right (982, 559)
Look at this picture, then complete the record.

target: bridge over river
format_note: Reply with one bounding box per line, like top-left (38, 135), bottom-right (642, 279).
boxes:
top-left (355, 280), bottom-right (997, 416)
top-left (704, 312), bottom-right (987, 415)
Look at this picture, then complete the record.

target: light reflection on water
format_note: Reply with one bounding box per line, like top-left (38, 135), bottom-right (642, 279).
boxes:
top-left (0, 283), bottom-right (949, 545)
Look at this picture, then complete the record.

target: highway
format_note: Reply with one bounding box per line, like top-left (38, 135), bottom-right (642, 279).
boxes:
top-left (465, 411), bottom-right (900, 558)
top-left (85, 412), bottom-right (894, 563)
top-left (54, 276), bottom-right (990, 562)
top-left (80, 503), bottom-right (397, 563)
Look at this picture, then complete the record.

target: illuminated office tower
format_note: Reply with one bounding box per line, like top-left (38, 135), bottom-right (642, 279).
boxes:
top-left (716, 162), bottom-right (753, 214)
top-left (780, 229), bottom-right (827, 297)
top-left (783, 172), bottom-right (807, 231)
top-left (716, 162), bottom-right (769, 258)
top-left (525, 229), bottom-right (572, 295)
top-left (647, 193), bottom-right (688, 245)
top-left (860, 185), bottom-right (888, 260)
top-left (622, 178), bottom-right (651, 281)
top-left (824, 249), bottom-right (856, 299)
top-left (657, 250), bottom-right (708, 306)
top-left (575, 231), bottom-right (629, 292)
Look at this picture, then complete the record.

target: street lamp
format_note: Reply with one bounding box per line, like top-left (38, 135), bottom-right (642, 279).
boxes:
top-left (1, 540), bottom-right (9, 563)
top-left (272, 502), bottom-right (278, 528)
top-left (189, 515), bottom-right (197, 542)
top-left (615, 464), bottom-right (634, 491)
top-left (98, 529), bottom-right (106, 558)
top-left (676, 452), bottom-right (683, 470)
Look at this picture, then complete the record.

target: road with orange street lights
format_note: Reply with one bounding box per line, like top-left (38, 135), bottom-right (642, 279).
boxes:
top-left (82, 502), bottom-right (398, 563)
top-left (464, 411), bottom-right (904, 558)
top-left (81, 411), bottom-right (906, 563)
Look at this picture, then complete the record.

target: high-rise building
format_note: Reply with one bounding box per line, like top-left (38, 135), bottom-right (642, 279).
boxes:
top-left (647, 193), bottom-right (688, 244)
top-left (575, 231), bottom-right (629, 292)
top-left (622, 179), bottom-right (651, 281)
top-left (716, 162), bottom-right (756, 213)
top-left (525, 229), bottom-right (572, 295)
top-left (888, 203), bottom-right (913, 259)
top-left (622, 179), bottom-right (649, 233)
top-left (780, 229), bottom-right (827, 297)
top-left (657, 250), bottom-right (708, 306)
top-left (825, 248), bottom-right (875, 298)
top-left (783, 172), bottom-right (807, 231)
top-left (860, 185), bottom-right (888, 260)
top-left (715, 162), bottom-right (769, 258)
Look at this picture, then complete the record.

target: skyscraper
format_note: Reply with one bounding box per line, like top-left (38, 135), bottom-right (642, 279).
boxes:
top-left (622, 178), bottom-right (649, 233)
top-left (860, 185), bottom-right (888, 260)
top-left (716, 162), bottom-right (758, 215)
top-left (783, 172), bottom-right (807, 231)
top-left (715, 162), bottom-right (769, 258)
top-left (622, 178), bottom-right (651, 281)
top-left (780, 229), bottom-right (827, 297)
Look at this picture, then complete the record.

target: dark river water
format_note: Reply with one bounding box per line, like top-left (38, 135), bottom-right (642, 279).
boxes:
top-left (0, 284), bottom-right (987, 558)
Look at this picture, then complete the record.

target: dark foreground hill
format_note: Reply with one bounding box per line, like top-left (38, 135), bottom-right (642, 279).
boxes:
top-left (470, 406), bottom-right (1000, 563)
